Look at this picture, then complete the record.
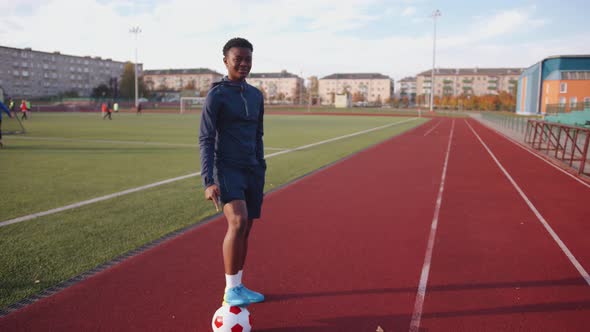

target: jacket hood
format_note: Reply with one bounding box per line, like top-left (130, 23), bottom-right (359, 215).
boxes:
top-left (211, 76), bottom-right (247, 90)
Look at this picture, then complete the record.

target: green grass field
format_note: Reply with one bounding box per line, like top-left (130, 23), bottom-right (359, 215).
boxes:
top-left (0, 112), bottom-right (427, 309)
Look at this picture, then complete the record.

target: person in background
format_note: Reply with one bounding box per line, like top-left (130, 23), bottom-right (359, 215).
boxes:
top-left (0, 99), bottom-right (13, 148)
top-left (136, 102), bottom-right (142, 115)
top-left (20, 100), bottom-right (28, 120)
top-left (113, 102), bottom-right (119, 113)
top-left (7, 98), bottom-right (15, 114)
top-left (101, 102), bottom-right (111, 120)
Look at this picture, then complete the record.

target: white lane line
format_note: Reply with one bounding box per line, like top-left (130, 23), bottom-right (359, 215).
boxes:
top-left (465, 119), bottom-right (590, 286)
top-left (409, 119), bottom-right (455, 332)
top-left (473, 118), bottom-right (590, 190)
top-left (423, 120), bottom-right (442, 137)
top-left (0, 118), bottom-right (418, 228)
top-left (264, 147), bottom-right (289, 151)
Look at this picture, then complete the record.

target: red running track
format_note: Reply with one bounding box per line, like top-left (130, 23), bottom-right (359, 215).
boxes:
top-left (1, 118), bottom-right (590, 331)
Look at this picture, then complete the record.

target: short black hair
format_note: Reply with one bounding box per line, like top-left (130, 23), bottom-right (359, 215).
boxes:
top-left (223, 37), bottom-right (253, 56)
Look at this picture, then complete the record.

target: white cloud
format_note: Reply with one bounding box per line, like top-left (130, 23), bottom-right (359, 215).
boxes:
top-left (401, 6), bottom-right (416, 16)
top-left (0, 0), bottom-right (577, 86)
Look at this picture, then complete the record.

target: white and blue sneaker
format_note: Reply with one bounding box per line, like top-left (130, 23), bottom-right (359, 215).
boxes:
top-left (223, 285), bottom-right (250, 307)
top-left (240, 284), bottom-right (265, 303)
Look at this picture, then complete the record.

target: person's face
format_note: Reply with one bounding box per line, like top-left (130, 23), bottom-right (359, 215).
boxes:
top-left (224, 47), bottom-right (252, 81)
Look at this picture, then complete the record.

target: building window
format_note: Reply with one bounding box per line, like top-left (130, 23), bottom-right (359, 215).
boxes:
top-left (570, 97), bottom-right (577, 108)
top-left (560, 82), bottom-right (567, 93)
top-left (559, 97), bottom-right (566, 106)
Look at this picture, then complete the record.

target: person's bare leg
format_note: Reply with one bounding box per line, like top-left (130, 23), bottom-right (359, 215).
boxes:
top-left (239, 219), bottom-right (254, 271)
top-left (222, 200), bottom-right (248, 275)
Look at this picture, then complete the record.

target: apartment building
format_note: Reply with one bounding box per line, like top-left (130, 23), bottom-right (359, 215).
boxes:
top-left (143, 68), bottom-right (222, 95)
top-left (248, 70), bottom-right (303, 104)
top-left (517, 55), bottom-right (590, 115)
top-left (415, 68), bottom-right (522, 100)
top-left (398, 76), bottom-right (417, 102)
top-left (0, 45), bottom-right (140, 98)
top-left (318, 73), bottom-right (394, 105)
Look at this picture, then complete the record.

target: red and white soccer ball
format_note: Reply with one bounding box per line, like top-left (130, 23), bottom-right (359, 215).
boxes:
top-left (211, 305), bottom-right (252, 332)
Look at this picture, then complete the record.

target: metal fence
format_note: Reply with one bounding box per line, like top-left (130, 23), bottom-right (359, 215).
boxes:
top-left (546, 102), bottom-right (590, 114)
top-left (480, 112), bottom-right (530, 135)
top-left (525, 119), bottom-right (590, 175)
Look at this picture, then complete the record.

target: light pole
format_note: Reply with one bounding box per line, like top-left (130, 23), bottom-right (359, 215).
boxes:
top-left (429, 9), bottom-right (441, 113)
top-left (130, 26), bottom-right (141, 109)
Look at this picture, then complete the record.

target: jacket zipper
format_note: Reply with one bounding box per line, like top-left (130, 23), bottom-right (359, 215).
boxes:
top-left (240, 89), bottom-right (249, 117)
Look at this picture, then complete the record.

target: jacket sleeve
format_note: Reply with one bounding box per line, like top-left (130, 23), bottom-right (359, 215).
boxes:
top-left (0, 101), bottom-right (11, 116)
top-left (255, 93), bottom-right (265, 167)
top-left (199, 90), bottom-right (220, 188)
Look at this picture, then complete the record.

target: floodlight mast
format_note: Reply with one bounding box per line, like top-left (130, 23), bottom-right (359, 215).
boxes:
top-left (429, 9), bottom-right (441, 113)
top-left (130, 26), bottom-right (142, 109)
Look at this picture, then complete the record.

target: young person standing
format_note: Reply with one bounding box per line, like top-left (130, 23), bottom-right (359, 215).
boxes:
top-left (199, 37), bottom-right (266, 307)
top-left (0, 100), bottom-right (13, 148)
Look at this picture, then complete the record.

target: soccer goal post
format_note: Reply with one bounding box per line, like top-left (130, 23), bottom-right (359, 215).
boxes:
top-left (180, 97), bottom-right (205, 114)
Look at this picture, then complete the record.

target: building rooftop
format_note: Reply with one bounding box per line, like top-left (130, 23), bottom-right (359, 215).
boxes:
top-left (321, 73), bottom-right (391, 80)
top-left (416, 67), bottom-right (523, 76)
top-left (398, 76), bottom-right (417, 82)
top-left (0, 45), bottom-right (130, 63)
top-left (143, 68), bottom-right (222, 76)
top-left (249, 70), bottom-right (299, 79)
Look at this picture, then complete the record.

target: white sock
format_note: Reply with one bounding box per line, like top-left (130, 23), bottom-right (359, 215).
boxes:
top-left (225, 273), bottom-right (240, 290)
top-left (238, 270), bottom-right (243, 285)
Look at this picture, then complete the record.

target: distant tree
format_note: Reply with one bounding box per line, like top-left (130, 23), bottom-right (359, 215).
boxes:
top-left (375, 95), bottom-right (382, 106)
top-left (119, 62), bottom-right (148, 99)
top-left (401, 96), bottom-right (410, 107)
top-left (119, 62), bottom-right (135, 98)
top-left (498, 91), bottom-right (516, 111)
top-left (308, 76), bottom-right (319, 97)
top-left (91, 84), bottom-right (112, 99)
top-left (185, 80), bottom-right (196, 90)
top-left (61, 89), bottom-right (79, 98)
top-left (352, 91), bottom-right (365, 103)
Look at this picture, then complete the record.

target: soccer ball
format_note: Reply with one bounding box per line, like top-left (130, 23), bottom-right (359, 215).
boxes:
top-left (211, 305), bottom-right (252, 332)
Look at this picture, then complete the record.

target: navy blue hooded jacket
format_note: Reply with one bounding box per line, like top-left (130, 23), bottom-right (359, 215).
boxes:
top-left (0, 101), bottom-right (11, 120)
top-left (199, 77), bottom-right (265, 188)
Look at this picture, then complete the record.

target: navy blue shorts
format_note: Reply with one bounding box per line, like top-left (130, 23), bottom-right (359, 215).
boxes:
top-left (214, 164), bottom-right (266, 219)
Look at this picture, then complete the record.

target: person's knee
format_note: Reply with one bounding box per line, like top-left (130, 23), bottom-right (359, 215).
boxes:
top-left (227, 214), bottom-right (248, 235)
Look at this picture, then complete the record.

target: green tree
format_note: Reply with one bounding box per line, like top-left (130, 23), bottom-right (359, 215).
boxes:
top-left (119, 62), bottom-right (148, 99)
top-left (91, 84), bottom-right (112, 99)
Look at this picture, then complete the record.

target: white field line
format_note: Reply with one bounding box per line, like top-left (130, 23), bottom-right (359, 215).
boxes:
top-left (409, 119), bottom-right (455, 332)
top-left (465, 120), bottom-right (590, 286)
top-left (423, 120), bottom-right (442, 137)
top-left (262, 117), bottom-right (418, 159)
top-left (264, 147), bottom-right (289, 150)
top-left (0, 118), bottom-right (418, 228)
top-left (473, 118), bottom-right (590, 190)
top-left (10, 136), bottom-right (288, 150)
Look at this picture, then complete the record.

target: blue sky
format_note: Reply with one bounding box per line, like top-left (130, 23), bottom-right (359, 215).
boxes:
top-left (0, 0), bottom-right (588, 82)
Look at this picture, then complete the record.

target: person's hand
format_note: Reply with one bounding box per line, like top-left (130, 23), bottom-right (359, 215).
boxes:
top-left (204, 184), bottom-right (221, 212)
